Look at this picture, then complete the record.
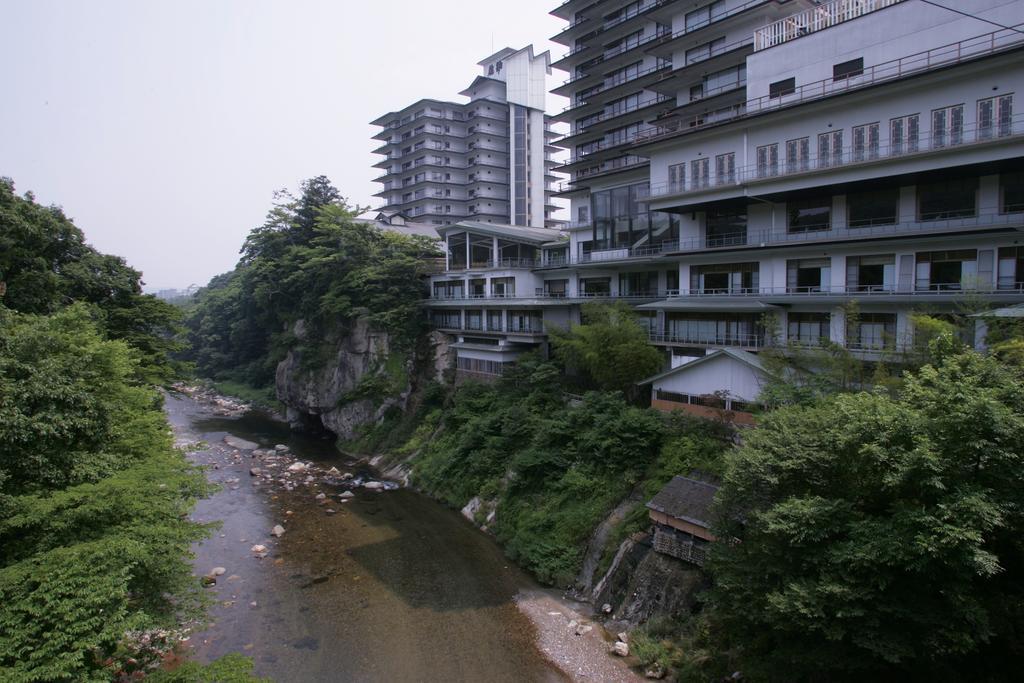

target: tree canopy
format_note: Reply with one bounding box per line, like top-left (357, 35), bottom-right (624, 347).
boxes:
top-left (550, 301), bottom-right (664, 395)
top-left (0, 177), bottom-right (184, 382)
top-left (0, 306), bottom-right (211, 680)
top-left (707, 347), bottom-right (1024, 681)
top-left (185, 176), bottom-right (440, 387)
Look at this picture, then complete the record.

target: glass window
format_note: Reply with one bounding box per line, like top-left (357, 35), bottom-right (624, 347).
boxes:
top-left (691, 158), bottom-right (710, 189)
top-left (817, 130), bottom-right (843, 168)
top-left (918, 177), bottom-right (977, 220)
top-left (852, 122), bottom-right (879, 162)
top-left (618, 272), bottom-right (658, 296)
top-left (769, 77), bottom-right (796, 98)
top-left (786, 137), bottom-right (810, 173)
top-left (469, 234), bottom-right (492, 267)
top-left (931, 104), bottom-right (964, 148)
top-left (787, 197), bottom-right (831, 233)
top-left (787, 258), bottom-right (831, 293)
top-left (580, 277), bottom-right (611, 296)
top-left (788, 312), bottom-right (830, 345)
top-left (976, 94), bottom-right (1013, 139)
top-left (915, 250), bottom-right (978, 291)
top-left (848, 187), bottom-right (899, 227)
top-left (706, 206), bottom-right (747, 247)
top-left (1001, 172), bottom-right (1024, 213)
top-left (447, 232), bottom-right (467, 269)
top-left (715, 152), bottom-right (735, 185)
top-left (757, 144), bottom-right (779, 178)
top-left (997, 247), bottom-right (1024, 290)
top-left (691, 263), bottom-right (759, 294)
top-left (833, 57), bottom-right (863, 81)
top-left (847, 254), bottom-right (896, 292)
top-left (852, 313), bottom-right (896, 350)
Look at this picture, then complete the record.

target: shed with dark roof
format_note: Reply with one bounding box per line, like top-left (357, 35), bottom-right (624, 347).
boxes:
top-left (646, 474), bottom-right (719, 547)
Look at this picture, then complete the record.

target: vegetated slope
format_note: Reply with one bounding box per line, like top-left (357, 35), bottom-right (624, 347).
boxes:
top-left (0, 179), bottom-right (252, 680)
top-left (183, 176), bottom-right (441, 435)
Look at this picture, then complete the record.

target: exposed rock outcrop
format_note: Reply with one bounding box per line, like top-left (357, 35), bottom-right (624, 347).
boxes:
top-left (275, 319), bottom-right (455, 440)
top-left (592, 534), bottom-right (706, 627)
top-left (275, 316), bottom-right (394, 438)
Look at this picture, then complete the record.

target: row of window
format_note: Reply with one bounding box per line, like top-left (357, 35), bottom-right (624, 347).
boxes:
top-left (431, 311), bottom-right (544, 333)
top-left (699, 173), bottom-right (1023, 242)
top-left (654, 389), bottom-right (754, 414)
top-left (457, 357), bottom-right (507, 376)
top-left (664, 94), bottom-right (1014, 190)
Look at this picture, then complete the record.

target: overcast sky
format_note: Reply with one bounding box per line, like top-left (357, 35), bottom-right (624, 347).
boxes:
top-left (1, 0), bottom-right (567, 290)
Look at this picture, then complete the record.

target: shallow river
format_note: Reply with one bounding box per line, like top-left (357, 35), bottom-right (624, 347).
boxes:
top-left (165, 392), bottom-right (566, 682)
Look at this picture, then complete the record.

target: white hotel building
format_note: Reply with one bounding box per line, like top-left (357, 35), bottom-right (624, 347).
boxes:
top-left (371, 46), bottom-right (562, 228)
top-left (423, 0), bottom-right (1024, 409)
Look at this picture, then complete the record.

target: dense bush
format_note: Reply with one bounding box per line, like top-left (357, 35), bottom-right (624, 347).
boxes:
top-left (411, 358), bottom-right (729, 585)
top-left (708, 348), bottom-right (1024, 681)
top-left (0, 306), bottom-right (212, 681)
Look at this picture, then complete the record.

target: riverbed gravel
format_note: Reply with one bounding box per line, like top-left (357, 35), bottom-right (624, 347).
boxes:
top-left (517, 590), bottom-right (646, 683)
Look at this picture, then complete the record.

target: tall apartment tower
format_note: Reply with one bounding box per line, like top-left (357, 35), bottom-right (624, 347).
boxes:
top-left (423, 0), bottom-right (1024, 411)
top-left (371, 46), bottom-right (562, 228)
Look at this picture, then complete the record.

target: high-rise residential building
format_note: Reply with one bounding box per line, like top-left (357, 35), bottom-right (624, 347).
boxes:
top-left (424, 0), bottom-right (1024, 420)
top-left (371, 46), bottom-right (562, 228)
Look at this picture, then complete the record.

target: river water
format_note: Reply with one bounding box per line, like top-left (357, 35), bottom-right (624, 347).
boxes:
top-left (165, 391), bottom-right (566, 682)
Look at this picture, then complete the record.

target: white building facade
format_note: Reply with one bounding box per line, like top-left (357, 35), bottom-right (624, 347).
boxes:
top-left (372, 46), bottom-right (562, 228)
top-left (424, 0), bottom-right (1024, 387)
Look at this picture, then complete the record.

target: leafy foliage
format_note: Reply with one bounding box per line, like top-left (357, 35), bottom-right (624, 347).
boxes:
top-left (185, 177), bottom-right (439, 389)
top-left (549, 301), bottom-right (663, 395)
top-left (0, 177), bottom-right (185, 383)
top-left (148, 653), bottom-right (270, 683)
top-left (0, 306), bottom-right (212, 681)
top-left (707, 348), bottom-right (1024, 681)
top-left (411, 358), bottom-right (728, 585)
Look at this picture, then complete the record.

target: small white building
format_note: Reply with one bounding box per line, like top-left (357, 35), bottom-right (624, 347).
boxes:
top-left (639, 348), bottom-right (770, 424)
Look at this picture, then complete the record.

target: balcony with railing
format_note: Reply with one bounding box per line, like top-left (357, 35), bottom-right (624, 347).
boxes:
top-left (648, 111), bottom-right (1024, 201)
top-left (654, 283), bottom-right (1024, 301)
top-left (648, 330), bottom-right (766, 349)
top-left (754, 0), bottom-right (906, 52)
top-left (636, 27), bottom-right (1024, 147)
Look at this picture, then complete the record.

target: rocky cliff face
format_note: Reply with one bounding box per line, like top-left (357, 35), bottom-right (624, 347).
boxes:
top-left (275, 318), bottom-right (453, 440)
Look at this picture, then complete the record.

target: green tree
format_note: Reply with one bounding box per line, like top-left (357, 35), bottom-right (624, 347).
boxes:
top-left (0, 306), bottom-right (211, 681)
top-left (0, 177), bottom-right (185, 382)
top-left (549, 301), bottom-right (663, 394)
top-left (185, 177), bottom-right (439, 388)
top-left (707, 348), bottom-right (1024, 681)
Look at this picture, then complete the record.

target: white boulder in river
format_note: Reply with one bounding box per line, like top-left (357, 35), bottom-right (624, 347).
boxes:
top-left (271, 525), bottom-right (286, 537)
top-left (287, 462), bottom-right (307, 473)
top-left (224, 435), bottom-right (260, 450)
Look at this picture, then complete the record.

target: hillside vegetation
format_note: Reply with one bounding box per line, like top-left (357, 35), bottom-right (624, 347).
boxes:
top-left (0, 178), bottom-right (257, 680)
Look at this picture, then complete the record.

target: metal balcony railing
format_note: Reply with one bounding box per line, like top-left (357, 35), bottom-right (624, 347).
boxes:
top-left (670, 211), bottom-right (1024, 253)
top-left (564, 94), bottom-right (673, 138)
top-left (754, 0), bottom-right (906, 51)
top-left (649, 331), bottom-right (767, 348)
top-left (635, 27), bottom-right (1024, 146)
top-left (648, 113), bottom-right (1024, 199)
top-left (662, 284), bottom-right (1024, 299)
top-left (560, 61), bottom-right (673, 114)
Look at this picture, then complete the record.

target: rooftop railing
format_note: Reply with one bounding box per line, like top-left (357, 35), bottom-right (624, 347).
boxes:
top-left (635, 27), bottom-right (1024, 147)
top-left (754, 0), bottom-right (906, 51)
